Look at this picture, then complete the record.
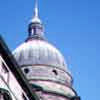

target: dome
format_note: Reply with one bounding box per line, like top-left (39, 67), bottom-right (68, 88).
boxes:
top-left (11, 1), bottom-right (79, 99)
top-left (13, 40), bottom-right (68, 71)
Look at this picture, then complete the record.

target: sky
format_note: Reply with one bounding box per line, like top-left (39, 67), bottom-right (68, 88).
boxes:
top-left (0, 0), bottom-right (100, 100)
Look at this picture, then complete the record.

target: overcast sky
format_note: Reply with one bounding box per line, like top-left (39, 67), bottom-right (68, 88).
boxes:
top-left (0, 0), bottom-right (100, 100)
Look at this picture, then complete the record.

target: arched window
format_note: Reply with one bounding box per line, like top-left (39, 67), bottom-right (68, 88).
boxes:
top-left (0, 88), bottom-right (12, 100)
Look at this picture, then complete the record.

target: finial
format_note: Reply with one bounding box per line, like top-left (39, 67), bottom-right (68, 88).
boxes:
top-left (27, 0), bottom-right (44, 41)
top-left (34, 0), bottom-right (38, 17)
top-left (31, 0), bottom-right (41, 24)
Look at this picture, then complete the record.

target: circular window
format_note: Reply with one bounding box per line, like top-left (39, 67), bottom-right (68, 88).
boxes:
top-left (24, 68), bottom-right (29, 74)
top-left (52, 69), bottom-right (58, 75)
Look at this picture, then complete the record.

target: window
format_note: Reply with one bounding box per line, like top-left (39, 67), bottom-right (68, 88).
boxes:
top-left (24, 68), bottom-right (29, 74)
top-left (52, 69), bottom-right (58, 75)
top-left (0, 88), bottom-right (12, 100)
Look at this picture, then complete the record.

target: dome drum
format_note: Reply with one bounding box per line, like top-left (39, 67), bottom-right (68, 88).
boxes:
top-left (21, 65), bottom-right (72, 86)
top-left (29, 80), bottom-right (77, 100)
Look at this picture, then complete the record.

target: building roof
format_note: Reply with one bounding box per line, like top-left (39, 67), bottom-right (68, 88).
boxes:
top-left (0, 35), bottom-right (39, 100)
top-left (13, 40), bottom-right (69, 72)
